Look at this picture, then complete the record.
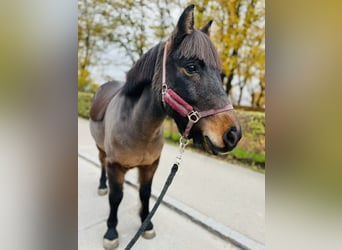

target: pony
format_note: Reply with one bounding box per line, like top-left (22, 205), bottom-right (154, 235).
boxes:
top-left (89, 5), bottom-right (242, 249)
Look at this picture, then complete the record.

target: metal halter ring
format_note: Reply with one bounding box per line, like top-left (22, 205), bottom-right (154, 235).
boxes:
top-left (187, 110), bottom-right (200, 123)
top-left (162, 83), bottom-right (168, 94)
top-left (179, 136), bottom-right (189, 148)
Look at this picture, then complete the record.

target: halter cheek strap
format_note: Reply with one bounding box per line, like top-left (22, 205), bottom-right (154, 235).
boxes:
top-left (161, 41), bottom-right (234, 139)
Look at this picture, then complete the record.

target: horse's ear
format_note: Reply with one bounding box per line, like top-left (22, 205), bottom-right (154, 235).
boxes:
top-left (177, 5), bottom-right (195, 35)
top-left (170, 5), bottom-right (195, 49)
top-left (201, 20), bottom-right (213, 36)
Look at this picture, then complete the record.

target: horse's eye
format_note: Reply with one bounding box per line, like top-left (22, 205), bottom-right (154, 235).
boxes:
top-left (184, 64), bottom-right (198, 74)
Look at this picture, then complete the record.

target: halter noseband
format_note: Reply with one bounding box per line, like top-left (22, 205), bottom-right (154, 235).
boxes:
top-left (161, 41), bottom-right (234, 139)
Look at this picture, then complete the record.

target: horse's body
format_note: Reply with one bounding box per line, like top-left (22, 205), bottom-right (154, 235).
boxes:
top-left (89, 5), bottom-right (241, 249)
top-left (90, 79), bottom-right (164, 167)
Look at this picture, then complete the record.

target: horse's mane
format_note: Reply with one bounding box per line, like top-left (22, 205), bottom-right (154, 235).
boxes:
top-left (121, 43), bottom-right (161, 96)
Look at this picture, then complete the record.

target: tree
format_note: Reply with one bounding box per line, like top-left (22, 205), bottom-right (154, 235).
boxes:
top-left (189, 0), bottom-right (265, 106)
top-left (150, 0), bottom-right (176, 41)
top-left (106, 0), bottom-right (180, 64)
top-left (78, 0), bottom-right (116, 91)
top-left (106, 0), bottom-right (152, 64)
top-left (78, 0), bottom-right (182, 89)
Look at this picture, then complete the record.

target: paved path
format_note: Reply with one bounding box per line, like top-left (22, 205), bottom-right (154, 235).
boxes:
top-left (79, 157), bottom-right (241, 250)
top-left (78, 118), bottom-right (265, 249)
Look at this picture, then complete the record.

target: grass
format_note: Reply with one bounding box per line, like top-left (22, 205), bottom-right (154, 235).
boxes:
top-left (230, 147), bottom-right (265, 165)
top-left (229, 147), bottom-right (265, 172)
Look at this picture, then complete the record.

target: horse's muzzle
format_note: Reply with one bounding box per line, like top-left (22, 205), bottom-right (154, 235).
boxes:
top-left (223, 126), bottom-right (242, 151)
top-left (203, 126), bottom-right (241, 155)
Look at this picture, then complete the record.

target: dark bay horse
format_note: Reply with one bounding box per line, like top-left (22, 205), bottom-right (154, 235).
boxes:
top-left (89, 5), bottom-right (241, 249)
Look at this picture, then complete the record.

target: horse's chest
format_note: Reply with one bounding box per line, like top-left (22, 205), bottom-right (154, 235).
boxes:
top-left (111, 139), bottom-right (163, 167)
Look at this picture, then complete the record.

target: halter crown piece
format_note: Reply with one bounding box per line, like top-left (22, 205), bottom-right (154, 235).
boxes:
top-left (161, 41), bottom-right (234, 139)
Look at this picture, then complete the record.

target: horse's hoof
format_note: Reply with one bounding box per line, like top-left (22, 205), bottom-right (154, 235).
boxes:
top-left (103, 238), bottom-right (119, 250)
top-left (98, 188), bottom-right (108, 196)
top-left (142, 228), bottom-right (156, 239)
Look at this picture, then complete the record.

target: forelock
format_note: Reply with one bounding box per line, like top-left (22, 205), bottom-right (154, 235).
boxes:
top-left (175, 30), bottom-right (222, 70)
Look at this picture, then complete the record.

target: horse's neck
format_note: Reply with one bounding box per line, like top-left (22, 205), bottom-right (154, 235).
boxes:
top-left (119, 42), bottom-right (165, 141)
top-left (126, 86), bottom-right (166, 140)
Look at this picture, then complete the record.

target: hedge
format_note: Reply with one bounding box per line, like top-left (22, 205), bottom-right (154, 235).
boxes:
top-left (78, 92), bottom-right (93, 118)
top-left (78, 91), bottom-right (265, 169)
top-left (233, 110), bottom-right (265, 167)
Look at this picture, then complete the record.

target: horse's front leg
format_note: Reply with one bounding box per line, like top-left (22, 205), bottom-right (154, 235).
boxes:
top-left (103, 162), bottom-right (126, 250)
top-left (138, 158), bottom-right (159, 239)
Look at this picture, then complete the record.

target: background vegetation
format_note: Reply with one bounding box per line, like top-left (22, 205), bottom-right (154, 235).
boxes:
top-left (78, 92), bottom-right (93, 118)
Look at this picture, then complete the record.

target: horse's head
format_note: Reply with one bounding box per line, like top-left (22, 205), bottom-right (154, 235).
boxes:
top-left (162, 5), bottom-right (242, 155)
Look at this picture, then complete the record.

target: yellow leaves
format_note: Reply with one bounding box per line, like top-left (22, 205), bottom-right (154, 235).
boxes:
top-left (150, 24), bottom-right (168, 40)
top-left (251, 91), bottom-right (265, 107)
top-left (227, 0), bottom-right (240, 26)
top-left (193, 0), bottom-right (265, 105)
top-left (93, 24), bottom-right (103, 34)
top-left (78, 68), bottom-right (91, 92)
top-left (90, 83), bottom-right (100, 93)
top-left (78, 68), bottom-right (99, 93)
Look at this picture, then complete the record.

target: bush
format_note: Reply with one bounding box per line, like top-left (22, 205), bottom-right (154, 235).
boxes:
top-left (78, 92), bottom-right (93, 118)
top-left (224, 110), bottom-right (265, 168)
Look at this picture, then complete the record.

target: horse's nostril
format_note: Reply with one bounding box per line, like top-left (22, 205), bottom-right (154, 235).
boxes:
top-left (223, 127), bottom-right (241, 149)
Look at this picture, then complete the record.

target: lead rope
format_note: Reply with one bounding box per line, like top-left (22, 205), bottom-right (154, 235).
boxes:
top-left (124, 137), bottom-right (189, 250)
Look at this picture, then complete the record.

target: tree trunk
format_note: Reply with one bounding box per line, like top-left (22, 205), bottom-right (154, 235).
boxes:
top-left (224, 48), bottom-right (238, 95)
top-left (225, 71), bottom-right (234, 95)
top-left (256, 80), bottom-right (265, 107)
top-left (238, 84), bottom-right (244, 105)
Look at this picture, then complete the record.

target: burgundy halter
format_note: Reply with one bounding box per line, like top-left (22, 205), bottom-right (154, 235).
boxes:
top-left (161, 41), bottom-right (234, 139)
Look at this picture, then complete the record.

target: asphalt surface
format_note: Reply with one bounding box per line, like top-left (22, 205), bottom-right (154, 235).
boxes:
top-left (78, 118), bottom-right (265, 250)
